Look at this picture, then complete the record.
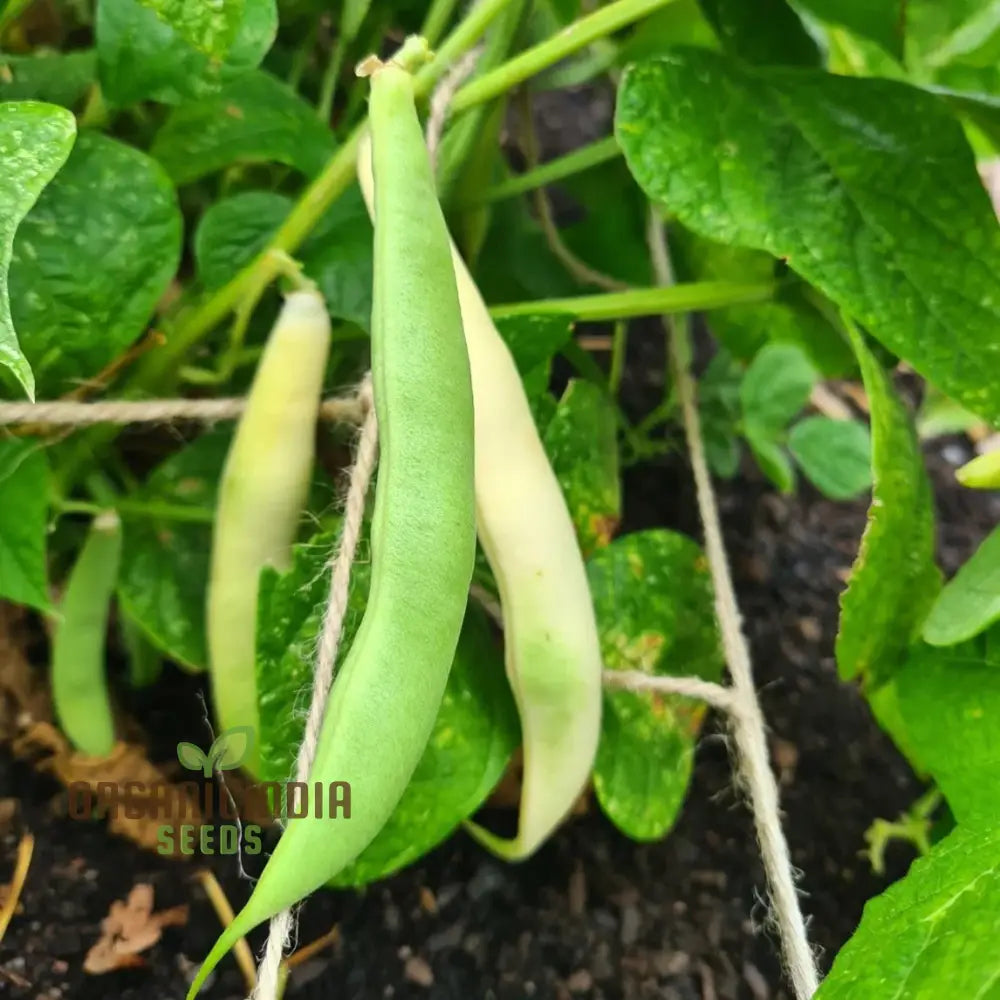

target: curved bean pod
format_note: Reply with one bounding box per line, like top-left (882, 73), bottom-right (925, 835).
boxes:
top-left (52, 510), bottom-right (122, 758)
top-left (207, 288), bottom-right (331, 774)
top-left (358, 128), bottom-right (603, 860)
top-left (188, 62), bottom-right (475, 997)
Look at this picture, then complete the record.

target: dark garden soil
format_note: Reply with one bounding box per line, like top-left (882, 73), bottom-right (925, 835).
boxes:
top-left (2, 327), bottom-right (996, 1000)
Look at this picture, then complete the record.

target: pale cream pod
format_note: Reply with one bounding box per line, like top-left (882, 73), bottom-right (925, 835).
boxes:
top-left (358, 132), bottom-right (603, 859)
top-left (207, 288), bottom-right (331, 775)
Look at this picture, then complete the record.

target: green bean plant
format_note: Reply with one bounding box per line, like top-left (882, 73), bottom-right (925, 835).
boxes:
top-left (0, 1), bottom-right (999, 997)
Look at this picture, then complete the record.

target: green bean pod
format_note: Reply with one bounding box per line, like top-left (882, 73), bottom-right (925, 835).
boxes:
top-left (188, 62), bottom-right (475, 997)
top-left (358, 128), bottom-right (603, 860)
top-left (207, 288), bottom-right (331, 774)
top-left (52, 510), bottom-right (122, 758)
top-left (956, 448), bottom-right (1000, 490)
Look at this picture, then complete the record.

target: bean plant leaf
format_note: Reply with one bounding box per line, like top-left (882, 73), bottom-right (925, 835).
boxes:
top-left (835, 327), bottom-right (940, 683)
top-left (672, 228), bottom-right (856, 377)
top-left (816, 823), bottom-right (1000, 1000)
top-left (794, 0), bottom-right (906, 59)
top-left (136, 0), bottom-right (245, 58)
top-left (97, 0), bottom-right (277, 107)
top-left (0, 51), bottom-right (97, 106)
top-left (740, 343), bottom-right (816, 434)
top-left (897, 627), bottom-right (1000, 824)
top-left (151, 71), bottom-right (334, 184)
top-left (588, 530), bottom-right (723, 841)
top-left (788, 416), bottom-right (872, 500)
top-left (0, 102), bottom-right (76, 398)
top-left (256, 534), bottom-right (518, 884)
top-left (699, 0), bottom-right (820, 65)
top-left (543, 379), bottom-right (621, 555)
top-left (745, 425), bottom-right (795, 493)
top-left (194, 186), bottom-right (373, 328)
top-left (9, 132), bottom-right (182, 396)
top-left (922, 525), bottom-right (1000, 647)
top-left (0, 440), bottom-right (51, 611)
top-left (616, 51), bottom-right (1000, 425)
top-left (117, 430), bottom-right (231, 672)
top-left (334, 606), bottom-right (517, 886)
top-left (699, 349), bottom-right (742, 478)
top-left (493, 313), bottom-right (574, 431)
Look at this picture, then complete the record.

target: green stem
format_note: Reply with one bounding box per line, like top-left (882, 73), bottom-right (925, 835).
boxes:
top-left (0, 0), bottom-right (33, 35)
top-left (317, 38), bottom-right (345, 123)
top-left (489, 280), bottom-right (774, 322)
top-left (124, 0), bottom-right (516, 400)
top-left (450, 0), bottom-right (679, 113)
top-left (58, 497), bottom-right (216, 524)
top-left (421, 0), bottom-right (462, 46)
top-left (609, 320), bottom-right (627, 395)
top-left (476, 134), bottom-right (620, 204)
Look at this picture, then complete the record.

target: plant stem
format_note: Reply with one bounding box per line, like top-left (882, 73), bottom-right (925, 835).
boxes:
top-left (609, 320), bottom-right (627, 395)
top-left (421, 0), bottom-right (461, 46)
top-left (647, 211), bottom-right (819, 1000)
top-left (57, 497), bottom-right (216, 524)
top-left (476, 134), bottom-right (621, 204)
top-left (122, 0), bottom-right (518, 402)
top-left (450, 0), bottom-right (679, 113)
top-left (0, 0), bottom-right (33, 35)
top-left (489, 280), bottom-right (773, 322)
top-left (317, 38), bottom-right (345, 123)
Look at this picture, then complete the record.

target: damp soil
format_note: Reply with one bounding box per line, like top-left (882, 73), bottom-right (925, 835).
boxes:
top-left (2, 326), bottom-right (996, 1000)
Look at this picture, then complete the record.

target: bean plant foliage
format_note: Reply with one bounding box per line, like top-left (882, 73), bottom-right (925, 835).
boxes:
top-left (0, 0), bottom-right (998, 995)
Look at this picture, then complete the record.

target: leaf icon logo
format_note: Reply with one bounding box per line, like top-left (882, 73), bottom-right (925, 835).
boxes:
top-left (176, 726), bottom-right (255, 777)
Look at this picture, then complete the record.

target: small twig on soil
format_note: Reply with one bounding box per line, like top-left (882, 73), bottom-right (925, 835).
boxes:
top-left (196, 869), bottom-right (258, 995)
top-left (284, 924), bottom-right (341, 970)
top-left (0, 832), bottom-right (33, 945)
top-left (809, 383), bottom-right (853, 421)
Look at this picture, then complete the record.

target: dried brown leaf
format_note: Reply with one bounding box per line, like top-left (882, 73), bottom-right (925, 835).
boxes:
top-left (84, 884), bottom-right (188, 974)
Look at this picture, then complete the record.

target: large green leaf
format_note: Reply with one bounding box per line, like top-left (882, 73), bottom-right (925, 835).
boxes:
top-left (0, 102), bottom-right (76, 398)
top-left (835, 327), bottom-right (940, 683)
top-left (256, 534), bottom-right (518, 885)
top-left (543, 379), bottom-right (620, 555)
top-left (97, 0), bottom-right (276, 107)
top-left (117, 431), bottom-right (230, 671)
top-left (897, 627), bottom-right (1000, 823)
top-left (616, 51), bottom-right (1000, 425)
top-left (588, 530), bottom-right (723, 841)
top-left (0, 51), bottom-right (97, 107)
top-left (795, 0), bottom-right (906, 58)
top-left (9, 132), bottom-right (181, 396)
top-left (151, 71), bottom-right (334, 184)
top-left (0, 440), bottom-right (51, 611)
top-left (922, 524), bottom-right (1000, 646)
top-left (193, 186), bottom-right (373, 328)
top-left (816, 823), bottom-right (1000, 1000)
top-left (699, 0), bottom-right (820, 65)
top-left (137, 0), bottom-right (245, 58)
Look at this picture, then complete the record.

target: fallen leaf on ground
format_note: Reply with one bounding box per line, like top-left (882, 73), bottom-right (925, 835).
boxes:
top-left (12, 722), bottom-right (203, 856)
top-left (84, 884), bottom-right (188, 974)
